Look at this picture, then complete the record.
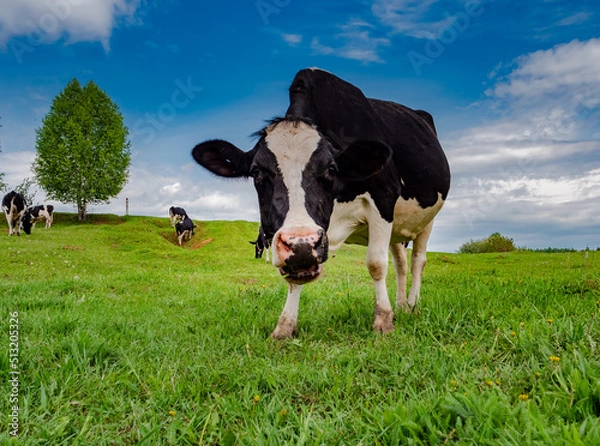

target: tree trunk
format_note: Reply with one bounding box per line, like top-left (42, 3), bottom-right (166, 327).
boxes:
top-left (77, 201), bottom-right (87, 222)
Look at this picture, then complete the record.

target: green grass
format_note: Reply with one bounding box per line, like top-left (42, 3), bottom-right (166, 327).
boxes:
top-left (1, 214), bottom-right (599, 445)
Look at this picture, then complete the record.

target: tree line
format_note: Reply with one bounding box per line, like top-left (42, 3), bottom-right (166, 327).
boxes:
top-left (458, 232), bottom-right (598, 253)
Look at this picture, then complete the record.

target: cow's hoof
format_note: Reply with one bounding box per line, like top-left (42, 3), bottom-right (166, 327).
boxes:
top-left (400, 304), bottom-right (412, 313)
top-left (400, 304), bottom-right (420, 315)
top-left (270, 326), bottom-right (296, 340)
top-left (373, 309), bottom-right (395, 334)
top-left (270, 317), bottom-right (297, 340)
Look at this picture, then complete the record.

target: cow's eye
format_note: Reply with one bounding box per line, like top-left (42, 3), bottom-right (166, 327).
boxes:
top-left (250, 166), bottom-right (261, 178)
top-left (327, 164), bottom-right (338, 177)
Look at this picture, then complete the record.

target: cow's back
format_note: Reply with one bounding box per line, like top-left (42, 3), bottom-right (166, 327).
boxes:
top-left (285, 69), bottom-right (449, 209)
top-left (368, 99), bottom-right (450, 208)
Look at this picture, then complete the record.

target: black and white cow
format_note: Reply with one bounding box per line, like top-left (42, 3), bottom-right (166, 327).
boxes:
top-left (21, 205), bottom-right (54, 235)
top-left (192, 68), bottom-right (451, 339)
top-left (169, 206), bottom-right (188, 227)
top-left (2, 191), bottom-right (27, 236)
top-left (175, 215), bottom-right (195, 246)
top-left (250, 226), bottom-right (270, 262)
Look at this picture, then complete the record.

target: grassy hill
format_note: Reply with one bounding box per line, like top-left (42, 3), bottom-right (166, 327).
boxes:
top-left (1, 215), bottom-right (599, 444)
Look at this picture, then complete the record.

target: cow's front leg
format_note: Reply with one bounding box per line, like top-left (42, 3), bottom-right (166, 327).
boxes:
top-left (367, 221), bottom-right (395, 334)
top-left (271, 283), bottom-right (303, 339)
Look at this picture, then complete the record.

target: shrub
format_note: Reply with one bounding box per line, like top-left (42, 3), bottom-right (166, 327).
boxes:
top-left (459, 232), bottom-right (516, 254)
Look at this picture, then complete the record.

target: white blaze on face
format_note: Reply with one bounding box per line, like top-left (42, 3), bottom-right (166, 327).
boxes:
top-left (265, 121), bottom-right (322, 229)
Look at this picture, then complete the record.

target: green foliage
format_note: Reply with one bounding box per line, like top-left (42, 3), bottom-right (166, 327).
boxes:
top-left (530, 247), bottom-right (579, 253)
top-left (1, 218), bottom-right (599, 444)
top-left (13, 177), bottom-right (37, 205)
top-left (459, 232), bottom-right (517, 253)
top-left (33, 79), bottom-right (131, 222)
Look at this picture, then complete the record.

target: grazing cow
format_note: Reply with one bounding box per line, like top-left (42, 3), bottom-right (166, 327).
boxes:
top-left (175, 215), bottom-right (195, 246)
top-left (2, 191), bottom-right (27, 236)
top-left (250, 226), bottom-right (270, 262)
top-left (192, 68), bottom-right (450, 339)
top-left (169, 206), bottom-right (188, 227)
top-left (21, 205), bottom-right (54, 235)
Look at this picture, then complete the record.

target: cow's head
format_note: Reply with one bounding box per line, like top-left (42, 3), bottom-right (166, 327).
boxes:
top-left (192, 118), bottom-right (391, 284)
top-left (21, 211), bottom-right (32, 235)
top-left (250, 240), bottom-right (264, 258)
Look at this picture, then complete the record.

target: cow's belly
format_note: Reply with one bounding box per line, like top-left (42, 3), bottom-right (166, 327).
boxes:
top-left (390, 194), bottom-right (445, 244)
top-left (327, 193), bottom-right (445, 250)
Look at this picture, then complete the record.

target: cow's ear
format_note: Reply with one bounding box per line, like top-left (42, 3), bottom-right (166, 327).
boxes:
top-left (192, 139), bottom-right (252, 178)
top-left (335, 140), bottom-right (392, 180)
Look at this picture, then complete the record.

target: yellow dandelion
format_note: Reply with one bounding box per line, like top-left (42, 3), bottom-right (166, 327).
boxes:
top-left (535, 372), bottom-right (541, 377)
top-left (485, 379), bottom-right (494, 386)
top-left (280, 409), bottom-right (287, 416)
top-left (550, 355), bottom-right (561, 362)
top-left (518, 394), bottom-right (529, 401)
top-left (169, 410), bottom-right (176, 416)
top-left (547, 319), bottom-right (553, 324)
top-left (253, 395), bottom-right (260, 402)
top-left (450, 380), bottom-right (458, 386)
top-left (511, 331), bottom-right (517, 337)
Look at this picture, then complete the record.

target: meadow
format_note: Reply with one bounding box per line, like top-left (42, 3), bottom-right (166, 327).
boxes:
top-left (1, 214), bottom-right (599, 445)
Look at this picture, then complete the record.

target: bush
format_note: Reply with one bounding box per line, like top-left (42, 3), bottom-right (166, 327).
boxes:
top-left (459, 232), bottom-right (516, 254)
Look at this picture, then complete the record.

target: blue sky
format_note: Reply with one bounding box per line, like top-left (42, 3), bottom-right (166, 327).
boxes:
top-left (1, 0), bottom-right (599, 252)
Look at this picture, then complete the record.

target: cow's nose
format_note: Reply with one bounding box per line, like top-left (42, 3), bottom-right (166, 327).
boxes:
top-left (275, 228), bottom-right (328, 269)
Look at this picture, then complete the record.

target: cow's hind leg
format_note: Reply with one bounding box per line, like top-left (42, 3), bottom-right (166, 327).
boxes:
top-left (367, 221), bottom-right (395, 334)
top-left (406, 221), bottom-right (434, 311)
top-left (5, 213), bottom-right (12, 235)
top-left (390, 242), bottom-right (409, 311)
top-left (271, 283), bottom-right (302, 339)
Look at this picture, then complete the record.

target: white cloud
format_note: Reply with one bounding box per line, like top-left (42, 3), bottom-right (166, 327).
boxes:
top-left (281, 33), bottom-right (302, 46)
top-left (488, 38), bottom-right (600, 108)
top-left (0, 0), bottom-right (142, 51)
top-left (435, 37), bottom-right (600, 250)
top-left (555, 11), bottom-right (593, 27)
top-left (310, 20), bottom-right (390, 64)
top-left (102, 163), bottom-right (259, 222)
top-left (161, 182), bottom-right (181, 195)
top-left (0, 151), bottom-right (36, 188)
top-left (371, 0), bottom-right (452, 39)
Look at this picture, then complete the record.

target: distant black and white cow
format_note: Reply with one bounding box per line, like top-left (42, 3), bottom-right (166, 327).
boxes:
top-left (21, 205), bottom-right (54, 235)
top-left (2, 191), bottom-right (27, 236)
top-left (250, 226), bottom-right (270, 262)
top-left (175, 215), bottom-right (195, 246)
top-left (169, 206), bottom-right (189, 227)
top-left (192, 68), bottom-right (450, 339)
